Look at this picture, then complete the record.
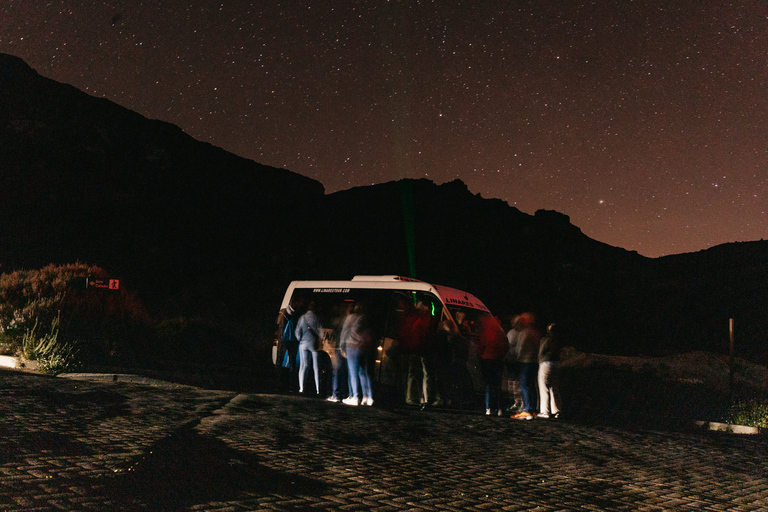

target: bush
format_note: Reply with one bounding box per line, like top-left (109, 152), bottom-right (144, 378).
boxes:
top-left (0, 263), bottom-right (153, 369)
top-left (20, 314), bottom-right (79, 374)
top-left (725, 399), bottom-right (768, 428)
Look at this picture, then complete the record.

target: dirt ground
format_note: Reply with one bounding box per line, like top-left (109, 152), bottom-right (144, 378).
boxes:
top-left (556, 349), bottom-right (768, 427)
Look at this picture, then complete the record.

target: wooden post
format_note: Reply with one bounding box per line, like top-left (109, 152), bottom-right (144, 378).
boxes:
top-left (729, 318), bottom-right (734, 405)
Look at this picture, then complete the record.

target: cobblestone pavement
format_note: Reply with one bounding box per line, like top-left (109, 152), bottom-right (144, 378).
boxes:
top-left (1, 369), bottom-right (765, 511)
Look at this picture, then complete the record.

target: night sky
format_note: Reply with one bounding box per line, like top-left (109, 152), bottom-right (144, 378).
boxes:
top-left (2, 1), bottom-right (767, 257)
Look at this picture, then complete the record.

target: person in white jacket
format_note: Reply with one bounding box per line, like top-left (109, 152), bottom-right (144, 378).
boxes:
top-left (295, 301), bottom-right (324, 395)
top-left (537, 323), bottom-right (562, 419)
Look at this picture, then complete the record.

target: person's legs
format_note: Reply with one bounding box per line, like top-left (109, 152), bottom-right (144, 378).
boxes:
top-left (538, 361), bottom-right (551, 416)
top-left (480, 360), bottom-right (492, 410)
top-left (275, 342), bottom-right (287, 390)
top-left (506, 362), bottom-right (523, 411)
top-left (405, 354), bottom-right (420, 404)
top-left (346, 347), bottom-right (361, 398)
top-left (311, 348), bottom-right (321, 394)
top-left (549, 362), bottom-right (561, 416)
top-left (420, 356), bottom-right (430, 404)
top-left (359, 352), bottom-right (373, 401)
top-left (519, 362), bottom-right (537, 413)
top-left (489, 360), bottom-right (503, 412)
top-left (298, 344), bottom-right (310, 393)
top-left (287, 341), bottom-right (299, 392)
top-left (330, 349), bottom-right (343, 398)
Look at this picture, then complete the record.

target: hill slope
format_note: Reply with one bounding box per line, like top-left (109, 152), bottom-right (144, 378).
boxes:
top-left (1, 53), bottom-right (766, 364)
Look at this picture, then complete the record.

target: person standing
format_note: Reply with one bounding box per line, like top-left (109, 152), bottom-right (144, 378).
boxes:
top-left (326, 303), bottom-right (352, 403)
top-left (511, 312), bottom-right (541, 420)
top-left (399, 300), bottom-right (434, 406)
top-left (476, 315), bottom-right (509, 416)
top-left (505, 314), bottom-right (523, 413)
top-left (537, 323), bottom-right (562, 419)
top-left (295, 301), bottom-right (324, 396)
top-left (275, 303), bottom-right (300, 392)
top-left (340, 303), bottom-right (374, 406)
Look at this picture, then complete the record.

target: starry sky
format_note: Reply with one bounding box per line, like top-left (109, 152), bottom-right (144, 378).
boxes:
top-left (2, 1), bottom-right (767, 258)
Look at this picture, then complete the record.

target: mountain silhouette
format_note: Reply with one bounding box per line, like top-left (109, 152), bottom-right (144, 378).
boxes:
top-left (1, 53), bottom-right (765, 365)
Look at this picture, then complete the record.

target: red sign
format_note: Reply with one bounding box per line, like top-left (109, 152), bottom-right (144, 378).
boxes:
top-left (87, 278), bottom-right (120, 290)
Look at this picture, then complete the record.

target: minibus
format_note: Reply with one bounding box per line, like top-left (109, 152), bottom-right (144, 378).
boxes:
top-left (274, 275), bottom-right (504, 407)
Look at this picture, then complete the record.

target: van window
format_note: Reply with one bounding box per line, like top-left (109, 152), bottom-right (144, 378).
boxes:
top-left (289, 287), bottom-right (392, 344)
top-left (446, 305), bottom-right (501, 341)
top-left (384, 291), bottom-right (442, 340)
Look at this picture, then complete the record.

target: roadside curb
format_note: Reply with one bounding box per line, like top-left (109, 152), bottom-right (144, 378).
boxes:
top-left (694, 420), bottom-right (762, 435)
top-left (0, 355), bottom-right (38, 371)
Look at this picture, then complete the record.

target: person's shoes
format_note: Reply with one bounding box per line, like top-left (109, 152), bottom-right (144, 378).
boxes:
top-left (512, 412), bottom-right (533, 420)
top-left (363, 397), bottom-right (374, 406)
top-left (537, 412), bottom-right (550, 419)
top-left (342, 397), bottom-right (359, 406)
top-left (406, 399), bottom-right (418, 406)
top-left (326, 396), bottom-right (340, 403)
top-left (497, 409), bottom-right (503, 417)
top-left (486, 409), bottom-right (492, 416)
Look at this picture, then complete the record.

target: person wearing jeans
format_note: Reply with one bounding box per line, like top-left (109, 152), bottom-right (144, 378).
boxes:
top-left (476, 315), bottom-right (508, 416)
top-left (325, 341), bottom-right (348, 402)
top-left (511, 313), bottom-right (541, 420)
top-left (345, 343), bottom-right (372, 405)
top-left (340, 304), bottom-right (374, 406)
top-left (295, 302), bottom-right (323, 395)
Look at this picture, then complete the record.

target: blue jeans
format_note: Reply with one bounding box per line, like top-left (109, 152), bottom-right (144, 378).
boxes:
top-left (330, 348), bottom-right (348, 399)
top-left (299, 342), bottom-right (321, 394)
top-left (519, 362), bottom-right (539, 413)
top-left (346, 345), bottom-right (372, 399)
top-left (480, 359), bottom-right (503, 411)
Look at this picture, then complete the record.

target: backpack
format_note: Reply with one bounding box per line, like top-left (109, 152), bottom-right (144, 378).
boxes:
top-left (282, 316), bottom-right (298, 344)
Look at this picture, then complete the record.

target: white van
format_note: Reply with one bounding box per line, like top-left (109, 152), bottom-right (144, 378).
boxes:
top-left (274, 275), bottom-right (504, 405)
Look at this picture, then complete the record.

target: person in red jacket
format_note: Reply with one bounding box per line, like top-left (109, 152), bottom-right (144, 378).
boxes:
top-left (476, 315), bottom-right (509, 416)
top-left (399, 300), bottom-right (435, 405)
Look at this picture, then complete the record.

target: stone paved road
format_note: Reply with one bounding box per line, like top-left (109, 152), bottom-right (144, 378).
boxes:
top-left (1, 369), bottom-right (765, 511)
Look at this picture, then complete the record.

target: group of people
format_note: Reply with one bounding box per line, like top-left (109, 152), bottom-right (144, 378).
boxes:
top-left (275, 300), bottom-right (562, 418)
top-left (275, 299), bottom-right (376, 406)
top-left (502, 313), bottom-right (562, 420)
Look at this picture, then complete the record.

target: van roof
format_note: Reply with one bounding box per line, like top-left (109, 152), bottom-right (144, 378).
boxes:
top-left (281, 275), bottom-right (490, 313)
top-left (351, 275), bottom-right (424, 282)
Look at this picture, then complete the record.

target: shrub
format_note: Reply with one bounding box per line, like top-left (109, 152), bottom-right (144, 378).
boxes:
top-left (20, 314), bottom-right (79, 375)
top-left (0, 263), bottom-right (153, 368)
